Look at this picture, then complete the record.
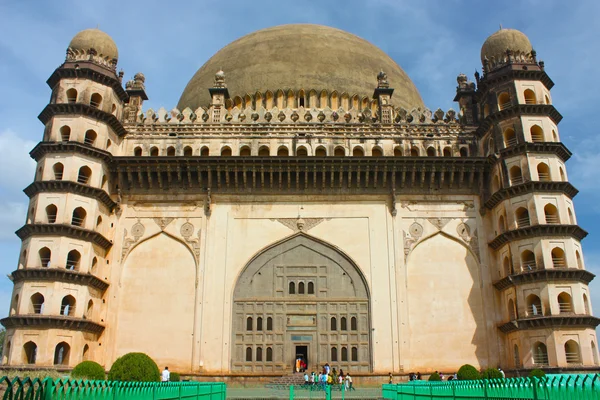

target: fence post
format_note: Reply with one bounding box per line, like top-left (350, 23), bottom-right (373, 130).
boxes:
top-left (43, 378), bottom-right (54, 400)
top-left (326, 384), bottom-right (331, 400)
top-left (483, 379), bottom-right (488, 400)
top-left (531, 377), bottom-right (539, 400)
top-left (179, 383), bottom-right (183, 400)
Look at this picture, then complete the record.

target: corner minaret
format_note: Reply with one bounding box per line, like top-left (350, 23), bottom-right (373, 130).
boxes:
top-left (373, 70), bottom-right (394, 124)
top-left (477, 28), bottom-right (599, 371)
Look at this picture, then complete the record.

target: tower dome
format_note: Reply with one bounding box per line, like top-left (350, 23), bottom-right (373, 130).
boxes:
top-left (68, 28), bottom-right (119, 61)
top-left (480, 28), bottom-right (532, 64)
top-left (178, 24), bottom-right (424, 111)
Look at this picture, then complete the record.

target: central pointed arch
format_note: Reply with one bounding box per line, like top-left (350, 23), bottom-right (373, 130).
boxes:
top-left (231, 233), bottom-right (371, 373)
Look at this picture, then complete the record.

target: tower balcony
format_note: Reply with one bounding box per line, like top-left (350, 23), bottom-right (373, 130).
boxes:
top-left (489, 224), bottom-right (587, 250)
top-left (15, 224), bottom-right (112, 250)
top-left (476, 104), bottom-right (562, 137)
top-left (1, 314), bottom-right (105, 335)
top-left (498, 315), bottom-right (600, 334)
top-left (38, 103), bottom-right (127, 137)
top-left (24, 180), bottom-right (116, 211)
top-left (493, 268), bottom-right (595, 291)
top-left (10, 268), bottom-right (109, 292)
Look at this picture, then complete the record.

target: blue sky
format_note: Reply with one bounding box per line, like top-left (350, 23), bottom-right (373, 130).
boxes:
top-left (0, 0), bottom-right (599, 330)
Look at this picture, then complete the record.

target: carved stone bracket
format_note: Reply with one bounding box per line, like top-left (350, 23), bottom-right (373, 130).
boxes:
top-left (272, 218), bottom-right (328, 233)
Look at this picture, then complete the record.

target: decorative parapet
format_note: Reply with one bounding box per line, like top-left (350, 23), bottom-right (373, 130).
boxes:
top-left (38, 103), bottom-right (127, 136)
top-left (66, 47), bottom-right (117, 72)
top-left (48, 63), bottom-right (127, 101)
top-left (24, 180), bottom-right (116, 211)
top-left (15, 224), bottom-right (112, 250)
top-left (485, 181), bottom-right (578, 210)
top-left (1, 314), bottom-right (105, 334)
top-left (489, 225), bottom-right (587, 250)
top-left (10, 268), bottom-right (109, 292)
top-left (498, 315), bottom-right (600, 334)
top-left (493, 268), bottom-right (595, 291)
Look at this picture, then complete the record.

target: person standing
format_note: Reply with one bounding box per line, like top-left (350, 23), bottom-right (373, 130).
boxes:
top-left (345, 373), bottom-right (355, 391)
top-left (161, 367), bottom-right (170, 382)
top-left (388, 372), bottom-right (393, 384)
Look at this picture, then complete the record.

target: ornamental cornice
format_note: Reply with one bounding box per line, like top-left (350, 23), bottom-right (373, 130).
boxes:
top-left (0, 315), bottom-right (105, 334)
top-left (38, 103), bottom-right (127, 137)
top-left (476, 68), bottom-right (554, 94)
top-left (11, 268), bottom-right (109, 291)
top-left (489, 225), bottom-right (588, 250)
top-left (15, 224), bottom-right (112, 250)
top-left (493, 268), bottom-right (595, 291)
top-left (29, 141), bottom-right (113, 163)
top-left (476, 104), bottom-right (562, 137)
top-left (498, 142), bottom-right (572, 162)
top-left (47, 63), bottom-right (128, 102)
top-left (23, 180), bottom-right (117, 211)
top-left (498, 315), bottom-right (600, 334)
top-left (485, 181), bottom-right (578, 210)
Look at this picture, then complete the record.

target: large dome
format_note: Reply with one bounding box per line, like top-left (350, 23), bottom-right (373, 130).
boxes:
top-left (480, 28), bottom-right (532, 64)
top-left (178, 24), bottom-right (424, 111)
top-left (68, 28), bottom-right (118, 60)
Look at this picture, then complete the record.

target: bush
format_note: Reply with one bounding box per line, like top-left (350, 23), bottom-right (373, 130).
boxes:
top-left (457, 364), bottom-right (481, 380)
top-left (428, 372), bottom-right (441, 381)
top-left (170, 372), bottom-right (180, 382)
top-left (481, 368), bottom-right (503, 380)
top-left (71, 361), bottom-right (105, 380)
top-left (108, 353), bottom-right (159, 382)
top-left (529, 369), bottom-right (546, 379)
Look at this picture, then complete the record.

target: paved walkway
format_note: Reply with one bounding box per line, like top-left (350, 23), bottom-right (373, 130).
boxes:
top-left (227, 386), bottom-right (382, 399)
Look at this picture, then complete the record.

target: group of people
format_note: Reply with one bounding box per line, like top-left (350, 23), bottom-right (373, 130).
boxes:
top-left (294, 357), bottom-right (307, 373)
top-left (303, 363), bottom-right (355, 390)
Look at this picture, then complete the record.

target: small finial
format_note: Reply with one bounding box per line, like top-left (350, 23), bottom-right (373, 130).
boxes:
top-left (499, 23), bottom-right (503, 30)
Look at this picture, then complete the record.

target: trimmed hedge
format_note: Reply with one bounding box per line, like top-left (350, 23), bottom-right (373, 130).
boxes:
top-left (170, 372), bottom-right (181, 382)
top-left (529, 369), bottom-right (546, 379)
top-left (481, 368), bottom-right (503, 380)
top-left (428, 372), bottom-right (441, 381)
top-left (457, 364), bottom-right (481, 380)
top-left (71, 361), bottom-right (105, 380)
top-left (108, 353), bottom-right (160, 382)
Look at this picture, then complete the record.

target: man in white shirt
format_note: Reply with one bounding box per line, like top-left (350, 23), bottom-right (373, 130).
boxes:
top-left (161, 366), bottom-right (170, 382)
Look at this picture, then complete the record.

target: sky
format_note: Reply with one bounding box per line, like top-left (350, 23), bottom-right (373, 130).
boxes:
top-left (0, 0), bottom-right (600, 333)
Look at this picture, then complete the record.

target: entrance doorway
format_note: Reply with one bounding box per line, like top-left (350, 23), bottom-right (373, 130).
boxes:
top-left (294, 345), bottom-right (308, 372)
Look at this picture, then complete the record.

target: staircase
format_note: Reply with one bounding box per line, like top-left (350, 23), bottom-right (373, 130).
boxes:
top-left (266, 373), bottom-right (306, 388)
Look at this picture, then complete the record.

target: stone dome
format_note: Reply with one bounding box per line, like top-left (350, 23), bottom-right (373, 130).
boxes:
top-left (178, 24), bottom-right (424, 111)
top-left (480, 28), bottom-right (532, 64)
top-left (68, 28), bottom-right (119, 60)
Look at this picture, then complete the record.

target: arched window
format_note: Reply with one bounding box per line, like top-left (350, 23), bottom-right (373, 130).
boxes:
top-left (134, 146), bottom-right (142, 156)
top-left (239, 146), bottom-right (251, 156)
top-left (521, 250), bottom-right (536, 271)
top-left (459, 147), bottom-right (469, 157)
top-left (515, 207), bottom-right (530, 228)
top-left (426, 147), bottom-right (435, 157)
top-left (576, 251), bottom-right (583, 269)
top-left (60, 295), bottom-right (76, 316)
top-left (10, 295), bottom-right (18, 315)
top-left (71, 207), bottom-right (86, 227)
top-left (66, 250), bottom-right (81, 270)
top-left (246, 317), bottom-right (253, 331)
top-left (341, 347), bottom-right (348, 362)
top-left (90, 93), bottom-right (102, 109)
top-left (66, 89), bottom-right (77, 103)
top-left (82, 344), bottom-right (90, 361)
top-left (341, 317), bottom-right (347, 331)
top-left (565, 340), bottom-right (581, 364)
top-left (296, 146), bottom-right (308, 156)
top-left (351, 347), bottom-right (358, 361)
top-left (394, 147), bottom-right (403, 157)
top-left (84, 130), bottom-right (97, 146)
top-left (334, 146), bottom-right (345, 157)
top-left (200, 146), bottom-right (209, 157)
top-left (532, 342), bottom-right (548, 365)
top-left (101, 175), bottom-right (107, 190)
top-left (508, 299), bottom-right (516, 320)
top-left (443, 147), bottom-right (452, 157)
top-left (583, 294), bottom-right (590, 314)
top-left (45, 204), bottom-right (57, 223)
top-left (23, 341), bottom-right (37, 364)
top-left (257, 317), bottom-right (263, 331)
top-left (559, 167), bottom-right (566, 181)
top-left (167, 146), bottom-right (176, 156)
top-left (39, 247), bottom-right (51, 268)
top-left (91, 257), bottom-right (98, 273)
top-left (351, 317), bottom-right (357, 331)
top-left (267, 317), bottom-right (273, 331)
top-left (30, 293), bottom-right (44, 314)
top-left (568, 208), bottom-right (575, 224)
top-left (331, 347), bottom-right (338, 361)
top-left (60, 126), bottom-right (71, 142)
top-left (77, 166), bottom-right (92, 184)
top-left (258, 146), bottom-right (270, 156)
top-left (53, 163), bottom-right (64, 180)
top-left (256, 347), bottom-right (262, 362)
top-left (513, 345), bottom-right (521, 368)
top-left (183, 146), bottom-right (193, 156)
top-left (558, 292), bottom-right (573, 313)
top-left (307, 282), bottom-right (314, 294)
top-left (330, 317), bottom-right (337, 331)
top-left (19, 250), bottom-right (27, 269)
top-left (246, 347), bottom-right (252, 362)
top-left (526, 294), bottom-right (542, 316)
top-left (53, 342), bottom-right (70, 365)
top-left (524, 89), bottom-right (536, 104)
top-left (298, 282), bottom-right (305, 294)
top-left (315, 147), bottom-right (327, 157)
top-left (550, 247), bottom-right (566, 268)
top-left (277, 146), bottom-right (289, 156)
top-left (503, 128), bottom-right (516, 147)
top-left (498, 215), bottom-right (506, 234)
top-left (497, 92), bottom-right (511, 110)
top-left (353, 147), bottom-right (364, 157)
top-left (503, 256), bottom-right (511, 276)
top-left (544, 204), bottom-right (559, 224)
top-left (288, 282), bottom-right (296, 294)
top-left (150, 146), bottom-right (159, 156)
top-left (530, 125), bottom-right (544, 142)
top-left (545, 95), bottom-right (551, 105)
top-left (537, 163), bottom-right (550, 181)
top-left (410, 147), bottom-right (419, 157)
top-left (219, 146), bottom-right (231, 156)
top-left (266, 347), bottom-right (273, 362)
top-left (372, 147), bottom-right (383, 157)
top-left (86, 299), bottom-right (93, 319)
top-left (96, 216), bottom-right (103, 231)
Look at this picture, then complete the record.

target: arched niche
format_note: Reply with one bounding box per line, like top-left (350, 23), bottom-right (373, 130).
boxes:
top-left (114, 233), bottom-right (195, 371)
top-left (231, 233), bottom-right (371, 373)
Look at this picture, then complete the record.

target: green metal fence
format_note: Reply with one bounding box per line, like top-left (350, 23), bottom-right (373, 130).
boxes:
top-left (382, 374), bottom-right (600, 400)
top-left (0, 376), bottom-right (226, 400)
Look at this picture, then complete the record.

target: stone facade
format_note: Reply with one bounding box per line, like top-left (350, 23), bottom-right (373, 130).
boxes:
top-left (1, 25), bottom-right (599, 375)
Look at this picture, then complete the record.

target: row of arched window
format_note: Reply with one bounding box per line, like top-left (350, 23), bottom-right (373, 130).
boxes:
top-left (245, 346), bottom-right (273, 362)
top-left (133, 145), bottom-right (470, 158)
top-left (501, 247), bottom-right (583, 275)
top-left (502, 125), bottom-right (557, 149)
top-left (26, 246), bottom-right (98, 271)
top-left (521, 339), bottom-right (597, 366)
top-left (42, 162), bottom-right (108, 191)
top-left (64, 88), bottom-right (117, 115)
top-left (34, 203), bottom-right (104, 230)
top-left (331, 346), bottom-right (359, 362)
top-left (483, 89), bottom-right (551, 118)
top-left (497, 202), bottom-right (573, 233)
top-left (246, 316), bottom-right (273, 331)
top-left (57, 125), bottom-right (112, 149)
top-left (510, 291), bottom-right (590, 319)
top-left (288, 281), bottom-right (314, 295)
top-left (12, 292), bottom-right (94, 318)
top-left (330, 316), bottom-right (358, 331)
top-left (15, 340), bottom-right (90, 365)
top-left (503, 163), bottom-right (566, 188)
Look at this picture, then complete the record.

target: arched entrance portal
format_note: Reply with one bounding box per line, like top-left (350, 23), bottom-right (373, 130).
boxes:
top-left (232, 234), bottom-right (371, 373)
